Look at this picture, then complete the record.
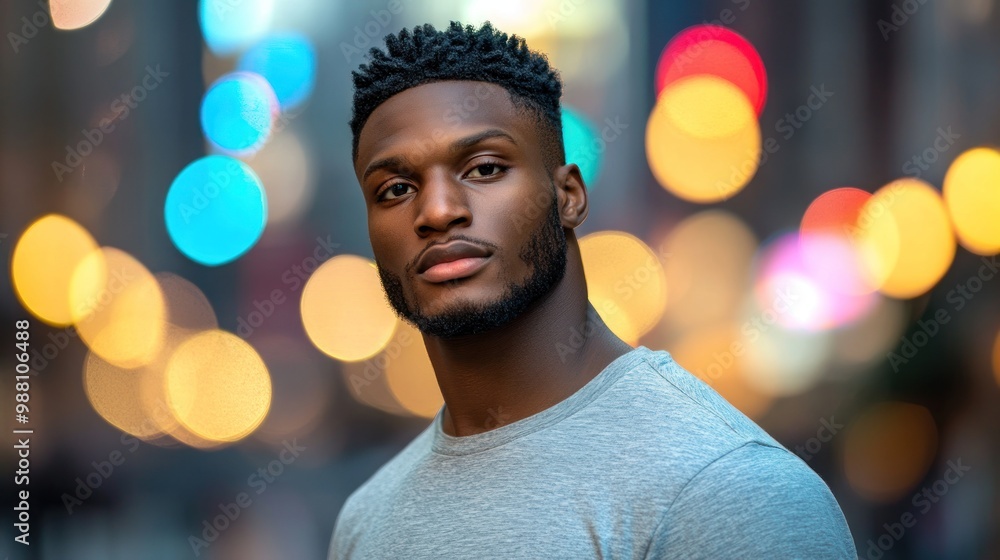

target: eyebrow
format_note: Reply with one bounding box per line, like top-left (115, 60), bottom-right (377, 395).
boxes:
top-left (362, 155), bottom-right (406, 184)
top-left (361, 128), bottom-right (517, 184)
top-left (448, 128), bottom-right (517, 155)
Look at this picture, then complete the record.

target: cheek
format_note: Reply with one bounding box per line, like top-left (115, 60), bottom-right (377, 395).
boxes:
top-left (369, 224), bottom-right (407, 272)
top-left (490, 183), bottom-right (551, 237)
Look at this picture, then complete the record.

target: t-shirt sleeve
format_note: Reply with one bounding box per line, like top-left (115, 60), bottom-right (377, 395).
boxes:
top-left (328, 490), bottom-right (363, 560)
top-left (644, 442), bottom-right (858, 560)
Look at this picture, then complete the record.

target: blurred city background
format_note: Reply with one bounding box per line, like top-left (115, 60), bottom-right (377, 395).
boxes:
top-left (1, 0), bottom-right (999, 558)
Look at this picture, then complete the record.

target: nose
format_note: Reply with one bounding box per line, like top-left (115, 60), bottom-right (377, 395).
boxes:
top-left (413, 169), bottom-right (472, 236)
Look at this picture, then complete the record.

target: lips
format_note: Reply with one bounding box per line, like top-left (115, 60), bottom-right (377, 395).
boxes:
top-left (416, 241), bottom-right (492, 281)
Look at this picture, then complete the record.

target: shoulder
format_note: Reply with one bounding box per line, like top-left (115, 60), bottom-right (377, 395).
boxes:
top-left (619, 354), bottom-right (859, 560)
top-left (605, 348), bottom-right (784, 456)
top-left (645, 442), bottom-right (857, 558)
top-left (607, 350), bottom-right (856, 556)
top-left (329, 423), bottom-right (436, 550)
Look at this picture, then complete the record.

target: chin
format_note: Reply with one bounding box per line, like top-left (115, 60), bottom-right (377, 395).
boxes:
top-left (411, 283), bottom-right (494, 315)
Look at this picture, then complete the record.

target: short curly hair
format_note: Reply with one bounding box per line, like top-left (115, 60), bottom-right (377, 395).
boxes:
top-left (349, 21), bottom-right (565, 170)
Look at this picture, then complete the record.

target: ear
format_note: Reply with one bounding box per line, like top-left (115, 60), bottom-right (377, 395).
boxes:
top-left (552, 163), bottom-right (588, 229)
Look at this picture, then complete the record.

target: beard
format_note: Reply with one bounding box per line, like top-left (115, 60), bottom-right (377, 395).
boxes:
top-left (375, 186), bottom-right (568, 339)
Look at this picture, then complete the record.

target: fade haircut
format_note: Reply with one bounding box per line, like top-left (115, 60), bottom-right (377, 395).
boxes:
top-left (349, 21), bottom-right (565, 172)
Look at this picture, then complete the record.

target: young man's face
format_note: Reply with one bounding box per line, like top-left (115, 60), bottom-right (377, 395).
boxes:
top-left (354, 81), bottom-right (568, 338)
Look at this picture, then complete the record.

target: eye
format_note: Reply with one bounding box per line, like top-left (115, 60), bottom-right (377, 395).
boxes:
top-left (377, 182), bottom-right (415, 201)
top-left (466, 160), bottom-right (509, 179)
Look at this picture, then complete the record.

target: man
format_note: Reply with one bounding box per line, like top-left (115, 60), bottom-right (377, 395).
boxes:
top-left (330, 21), bottom-right (857, 559)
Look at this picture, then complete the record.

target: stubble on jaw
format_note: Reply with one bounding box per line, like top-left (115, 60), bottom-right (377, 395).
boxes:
top-left (375, 186), bottom-right (567, 339)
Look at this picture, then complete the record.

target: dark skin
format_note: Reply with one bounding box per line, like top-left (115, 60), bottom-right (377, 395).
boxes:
top-left (354, 80), bottom-right (632, 437)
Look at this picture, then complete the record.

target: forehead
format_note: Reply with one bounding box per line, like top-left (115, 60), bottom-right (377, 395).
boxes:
top-left (355, 81), bottom-right (533, 173)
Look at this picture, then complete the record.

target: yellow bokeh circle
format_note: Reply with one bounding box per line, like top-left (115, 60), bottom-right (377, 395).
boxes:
top-left (300, 254), bottom-right (398, 362)
top-left (165, 329), bottom-right (272, 443)
top-left (384, 321), bottom-right (444, 418)
top-left (69, 247), bottom-right (167, 368)
top-left (646, 75), bottom-right (761, 203)
top-left (855, 179), bottom-right (955, 299)
top-left (943, 147), bottom-right (1000, 255)
top-left (11, 214), bottom-right (100, 326)
top-left (579, 231), bottom-right (667, 344)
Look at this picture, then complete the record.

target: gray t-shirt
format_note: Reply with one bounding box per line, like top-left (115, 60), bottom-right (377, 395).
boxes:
top-left (328, 346), bottom-right (857, 559)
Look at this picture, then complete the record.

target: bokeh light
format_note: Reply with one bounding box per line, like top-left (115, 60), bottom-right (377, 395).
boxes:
top-left (579, 231), bottom-right (668, 344)
top-left (136, 273), bottom-right (223, 448)
top-left (154, 272), bottom-right (218, 330)
top-left (656, 210), bottom-right (757, 334)
top-left (384, 321), bottom-right (444, 418)
top-left (253, 335), bottom-right (332, 443)
top-left (755, 233), bottom-right (877, 331)
top-left (165, 329), bottom-right (272, 442)
top-left (11, 214), bottom-right (99, 326)
top-left (460, 0), bottom-right (552, 39)
top-left (340, 323), bottom-right (415, 417)
top-left (561, 106), bottom-right (602, 189)
top-left (141, 335), bottom-right (225, 450)
top-left (800, 187), bottom-right (876, 295)
top-left (740, 321), bottom-right (831, 397)
top-left (856, 178), bottom-right (956, 299)
top-left (831, 296), bottom-right (907, 367)
top-left (164, 155), bottom-right (267, 266)
top-left (300, 255), bottom-right (398, 362)
top-left (669, 322), bottom-right (773, 419)
top-left (238, 33), bottom-right (316, 110)
top-left (84, 350), bottom-right (166, 440)
top-left (245, 129), bottom-right (315, 227)
top-left (655, 24), bottom-right (767, 115)
top-left (69, 247), bottom-right (166, 368)
top-left (843, 402), bottom-right (939, 503)
top-left (459, 0), bottom-right (629, 84)
top-left (943, 147), bottom-right (1000, 255)
top-left (198, 0), bottom-right (274, 55)
top-left (50, 0), bottom-right (113, 30)
top-left (201, 72), bottom-right (277, 155)
top-left (646, 75), bottom-right (761, 203)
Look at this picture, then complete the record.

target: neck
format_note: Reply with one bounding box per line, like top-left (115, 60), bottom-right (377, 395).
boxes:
top-left (423, 251), bottom-right (633, 437)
